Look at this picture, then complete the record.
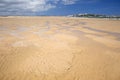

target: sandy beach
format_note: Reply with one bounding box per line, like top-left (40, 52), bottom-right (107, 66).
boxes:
top-left (0, 17), bottom-right (120, 80)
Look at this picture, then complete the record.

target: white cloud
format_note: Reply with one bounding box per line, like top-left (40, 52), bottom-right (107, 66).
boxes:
top-left (0, 0), bottom-right (55, 12)
top-left (0, 0), bottom-right (57, 15)
top-left (62, 0), bottom-right (78, 5)
top-left (0, 0), bottom-right (97, 15)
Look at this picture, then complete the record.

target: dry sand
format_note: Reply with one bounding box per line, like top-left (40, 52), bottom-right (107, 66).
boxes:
top-left (0, 17), bottom-right (120, 80)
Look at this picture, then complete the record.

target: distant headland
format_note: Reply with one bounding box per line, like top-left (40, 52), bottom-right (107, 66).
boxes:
top-left (67, 13), bottom-right (120, 19)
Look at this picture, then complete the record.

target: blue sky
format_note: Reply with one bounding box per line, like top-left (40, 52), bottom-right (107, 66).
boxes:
top-left (0, 0), bottom-right (120, 16)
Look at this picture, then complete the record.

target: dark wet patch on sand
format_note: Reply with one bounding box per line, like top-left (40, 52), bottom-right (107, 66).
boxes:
top-left (82, 26), bottom-right (120, 40)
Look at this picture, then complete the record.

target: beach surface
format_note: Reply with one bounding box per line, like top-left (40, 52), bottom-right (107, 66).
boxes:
top-left (0, 17), bottom-right (120, 80)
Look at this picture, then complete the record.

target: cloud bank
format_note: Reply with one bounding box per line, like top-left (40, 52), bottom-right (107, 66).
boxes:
top-left (0, 0), bottom-right (96, 15)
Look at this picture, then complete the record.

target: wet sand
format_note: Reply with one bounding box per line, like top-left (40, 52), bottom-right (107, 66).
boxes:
top-left (0, 17), bottom-right (120, 80)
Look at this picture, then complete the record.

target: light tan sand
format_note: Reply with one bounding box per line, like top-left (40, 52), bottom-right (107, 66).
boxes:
top-left (0, 17), bottom-right (120, 80)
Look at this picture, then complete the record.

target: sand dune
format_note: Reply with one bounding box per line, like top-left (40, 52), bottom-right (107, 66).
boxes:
top-left (0, 17), bottom-right (120, 80)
